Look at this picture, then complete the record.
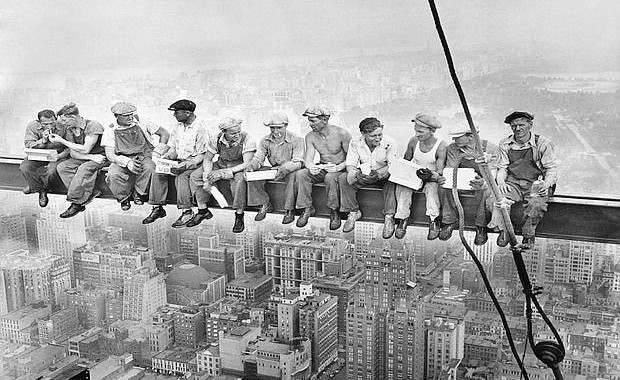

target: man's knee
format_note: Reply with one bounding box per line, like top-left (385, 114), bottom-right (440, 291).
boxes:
top-left (19, 159), bottom-right (36, 173)
top-left (295, 168), bottom-right (311, 181)
top-left (324, 172), bottom-right (340, 185)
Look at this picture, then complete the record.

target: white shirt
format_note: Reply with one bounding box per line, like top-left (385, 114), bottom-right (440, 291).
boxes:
top-left (168, 116), bottom-right (215, 160)
top-left (346, 134), bottom-right (398, 170)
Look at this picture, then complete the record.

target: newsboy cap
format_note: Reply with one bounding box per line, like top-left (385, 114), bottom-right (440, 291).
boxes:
top-left (412, 113), bottom-right (442, 129)
top-left (111, 101), bottom-right (137, 116)
top-left (302, 106), bottom-right (331, 118)
top-left (168, 99), bottom-right (196, 112)
top-left (263, 112), bottom-right (289, 127)
top-left (504, 110), bottom-right (534, 124)
top-left (218, 117), bottom-right (243, 131)
top-left (449, 123), bottom-right (478, 138)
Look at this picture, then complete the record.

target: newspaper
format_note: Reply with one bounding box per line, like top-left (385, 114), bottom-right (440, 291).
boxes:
top-left (153, 157), bottom-right (183, 175)
top-left (388, 158), bottom-right (424, 190)
top-left (245, 169), bottom-right (278, 181)
top-left (441, 167), bottom-right (477, 190)
top-left (24, 148), bottom-right (58, 162)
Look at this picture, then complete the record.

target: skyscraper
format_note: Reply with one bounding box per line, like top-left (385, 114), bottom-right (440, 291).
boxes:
top-left (122, 267), bottom-right (166, 322)
top-left (424, 317), bottom-right (465, 379)
top-left (299, 292), bottom-right (339, 374)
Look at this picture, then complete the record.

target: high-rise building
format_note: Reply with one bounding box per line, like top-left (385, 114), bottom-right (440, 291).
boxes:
top-left (424, 317), bottom-right (465, 380)
top-left (346, 306), bottom-right (383, 380)
top-left (37, 202), bottom-right (86, 261)
top-left (173, 306), bottom-right (206, 348)
top-left (108, 211), bottom-right (168, 256)
top-left (225, 272), bottom-right (272, 302)
top-left (72, 241), bottom-right (150, 289)
top-left (49, 255), bottom-right (72, 307)
top-left (0, 303), bottom-right (51, 343)
top-left (37, 307), bottom-right (81, 345)
top-left (299, 292), bottom-right (339, 374)
top-left (277, 294), bottom-right (301, 344)
top-left (462, 230), bottom-right (498, 264)
top-left (385, 306), bottom-right (425, 380)
top-left (122, 267), bottom-right (166, 323)
top-left (61, 287), bottom-right (106, 328)
top-left (0, 250), bottom-right (54, 314)
top-left (198, 234), bottom-right (245, 282)
top-left (264, 232), bottom-right (352, 293)
top-left (179, 228), bottom-right (204, 264)
top-left (0, 213), bottom-right (27, 254)
top-left (312, 271), bottom-right (362, 348)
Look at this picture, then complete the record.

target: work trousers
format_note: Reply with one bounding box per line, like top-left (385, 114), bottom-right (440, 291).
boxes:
top-left (191, 164), bottom-right (247, 211)
top-left (247, 167), bottom-right (297, 210)
top-left (57, 158), bottom-right (108, 205)
top-left (394, 182), bottom-right (440, 221)
top-left (106, 157), bottom-right (155, 202)
top-left (149, 169), bottom-right (194, 209)
top-left (338, 174), bottom-right (396, 215)
top-left (19, 158), bottom-right (61, 192)
top-left (295, 168), bottom-right (341, 210)
top-left (440, 187), bottom-right (491, 227)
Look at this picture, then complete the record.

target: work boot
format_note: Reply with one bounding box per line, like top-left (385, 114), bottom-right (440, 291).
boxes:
top-left (474, 226), bottom-right (488, 246)
top-left (496, 230), bottom-right (509, 247)
top-left (133, 192), bottom-right (145, 205)
top-left (38, 190), bottom-right (49, 208)
top-left (282, 210), bottom-right (295, 225)
top-left (172, 209), bottom-right (194, 228)
top-left (395, 218), bottom-right (409, 239)
top-left (233, 212), bottom-right (245, 233)
top-left (521, 236), bottom-right (536, 249)
top-left (120, 199), bottom-right (131, 211)
top-left (329, 209), bottom-right (342, 231)
top-left (343, 210), bottom-right (362, 233)
top-left (142, 206), bottom-right (166, 224)
top-left (439, 222), bottom-right (457, 241)
top-left (254, 202), bottom-right (274, 221)
top-left (427, 220), bottom-right (440, 240)
top-left (186, 208), bottom-right (213, 227)
top-left (296, 206), bottom-right (315, 228)
top-left (382, 214), bottom-right (395, 239)
top-left (59, 203), bottom-right (86, 218)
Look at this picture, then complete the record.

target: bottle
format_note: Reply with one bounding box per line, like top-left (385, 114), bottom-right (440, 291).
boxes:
top-left (530, 177), bottom-right (545, 197)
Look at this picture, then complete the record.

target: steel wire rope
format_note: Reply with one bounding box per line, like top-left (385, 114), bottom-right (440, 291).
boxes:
top-left (426, 0), bottom-right (565, 377)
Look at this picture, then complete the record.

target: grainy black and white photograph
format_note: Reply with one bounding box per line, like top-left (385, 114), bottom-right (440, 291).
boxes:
top-left (0, 1), bottom-right (619, 379)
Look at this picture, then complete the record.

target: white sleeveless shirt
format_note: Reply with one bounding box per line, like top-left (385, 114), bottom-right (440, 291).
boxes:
top-left (413, 138), bottom-right (441, 171)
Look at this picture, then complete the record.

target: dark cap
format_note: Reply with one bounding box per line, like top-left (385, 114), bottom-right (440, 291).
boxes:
top-left (504, 110), bottom-right (534, 124)
top-left (58, 102), bottom-right (80, 116)
top-left (168, 99), bottom-right (196, 112)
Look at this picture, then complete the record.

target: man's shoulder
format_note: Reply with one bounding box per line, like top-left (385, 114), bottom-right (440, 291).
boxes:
top-left (85, 119), bottom-right (104, 133)
top-left (498, 135), bottom-right (514, 147)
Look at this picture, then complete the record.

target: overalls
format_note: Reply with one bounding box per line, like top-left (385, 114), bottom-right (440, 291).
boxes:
top-left (106, 124), bottom-right (155, 202)
top-left (192, 133), bottom-right (248, 210)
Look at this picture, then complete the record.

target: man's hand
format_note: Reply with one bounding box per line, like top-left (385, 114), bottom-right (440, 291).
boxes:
top-left (323, 163), bottom-right (338, 173)
top-left (537, 187), bottom-right (548, 197)
top-left (127, 159), bottom-right (144, 174)
top-left (308, 165), bottom-right (322, 175)
top-left (436, 174), bottom-right (446, 186)
top-left (170, 162), bottom-right (186, 175)
top-left (497, 181), bottom-right (511, 195)
top-left (206, 170), bottom-right (223, 182)
top-left (470, 175), bottom-right (486, 190)
top-left (48, 134), bottom-right (64, 144)
top-left (90, 154), bottom-right (106, 164)
top-left (152, 143), bottom-right (169, 158)
top-left (274, 166), bottom-right (288, 181)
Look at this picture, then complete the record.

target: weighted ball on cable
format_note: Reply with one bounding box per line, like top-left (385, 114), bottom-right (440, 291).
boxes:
top-left (533, 341), bottom-right (564, 368)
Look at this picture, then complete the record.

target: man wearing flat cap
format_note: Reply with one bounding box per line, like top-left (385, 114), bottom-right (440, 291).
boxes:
top-left (19, 109), bottom-right (69, 208)
top-left (102, 101), bottom-right (170, 211)
top-left (142, 99), bottom-right (215, 227)
top-left (393, 113), bottom-right (447, 240)
top-left (340, 117), bottom-right (399, 237)
top-left (191, 116), bottom-right (257, 233)
top-left (295, 106), bottom-right (351, 230)
top-left (487, 110), bottom-right (557, 249)
top-left (437, 123), bottom-right (500, 243)
top-left (50, 102), bottom-right (108, 218)
top-left (245, 111), bottom-right (304, 223)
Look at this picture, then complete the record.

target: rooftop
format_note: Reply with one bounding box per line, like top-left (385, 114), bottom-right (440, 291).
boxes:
top-left (227, 272), bottom-right (272, 288)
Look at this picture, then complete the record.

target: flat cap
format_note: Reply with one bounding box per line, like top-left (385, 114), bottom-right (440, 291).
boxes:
top-left (449, 123), bottom-right (478, 138)
top-left (168, 99), bottom-right (196, 112)
top-left (412, 113), bottom-right (442, 129)
top-left (111, 101), bottom-right (137, 115)
top-left (263, 112), bottom-right (289, 127)
top-left (504, 110), bottom-right (534, 124)
top-left (302, 106), bottom-right (330, 118)
top-left (218, 117), bottom-right (243, 131)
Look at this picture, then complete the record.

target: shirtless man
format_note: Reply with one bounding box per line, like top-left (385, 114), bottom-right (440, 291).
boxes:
top-left (295, 106), bottom-right (351, 230)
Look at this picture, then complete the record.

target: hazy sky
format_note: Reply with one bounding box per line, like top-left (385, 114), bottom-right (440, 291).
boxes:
top-left (1, 0), bottom-right (619, 75)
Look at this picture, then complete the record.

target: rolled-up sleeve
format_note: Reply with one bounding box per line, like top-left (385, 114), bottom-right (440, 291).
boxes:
top-left (345, 140), bottom-right (360, 167)
top-left (24, 121), bottom-right (43, 149)
top-left (250, 138), bottom-right (268, 169)
top-left (206, 134), bottom-right (219, 155)
top-left (538, 138), bottom-right (558, 187)
top-left (290, 136), bottom-right (305, 163)
top-left (242, 134), bottom-right (257, 154)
